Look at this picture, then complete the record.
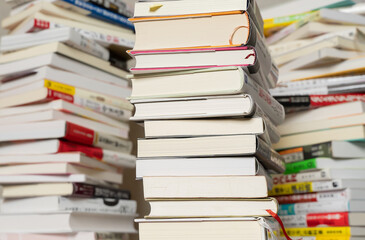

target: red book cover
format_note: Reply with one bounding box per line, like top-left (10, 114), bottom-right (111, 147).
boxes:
top-left (310, 93), bottom-right (365, 107)
top-left (306, 212), bottom-right (349, 227)
top-left (64, 122), bottom-right (95, 146)
top-left (57, 140), bottom-right (104, 160)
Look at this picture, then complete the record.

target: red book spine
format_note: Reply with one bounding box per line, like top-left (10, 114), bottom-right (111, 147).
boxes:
top-left (273, 173), bottom-right (298, 185)
top-left (310, 93), bottom-right (365, 107)
top-left (64, 122), bottom-right (95, 146)
top-left (47, 89), bottom-right (74, 103)
top-left (57, 140), bottom-right (104, 160)
top-left (276, 193), bottom-right (319, 204)
top-left (33, 18), bottom-right (50, 30)
top-left (306, 212), bottom-right (349, 227)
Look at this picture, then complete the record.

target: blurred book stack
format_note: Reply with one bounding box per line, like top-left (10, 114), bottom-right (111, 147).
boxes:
top-left (128, 0), bottom-right (287, 240)
top-left (264, 1), bottom-right (365, 239)
top-left (0, 0), bottom-right (137, 239)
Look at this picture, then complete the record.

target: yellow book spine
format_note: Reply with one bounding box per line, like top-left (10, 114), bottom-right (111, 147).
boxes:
top-left (269, 182), bottom-right (313, 196)
top-left (283, 227), bottom-right (351, 236)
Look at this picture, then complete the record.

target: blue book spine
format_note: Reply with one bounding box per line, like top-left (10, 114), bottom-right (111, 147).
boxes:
top-left (278, 204), bottom-right (296, 216)
top-left (61, 0), bottom-right (134, 30)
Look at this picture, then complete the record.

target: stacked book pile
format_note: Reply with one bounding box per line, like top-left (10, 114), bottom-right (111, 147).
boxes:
top-left (0, 0), bottom-right (137, 239)
top-left (263, 1), bottom-right (365, 239)
top-left (128, 0), bottom-right (288, 240)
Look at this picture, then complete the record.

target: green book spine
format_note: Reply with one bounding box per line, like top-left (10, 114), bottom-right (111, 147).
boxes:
top-left (285, 158), bottom-right (317, 174)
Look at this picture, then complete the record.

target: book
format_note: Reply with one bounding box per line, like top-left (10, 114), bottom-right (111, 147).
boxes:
top-left (275, 189), bottom-right (365, 204)
top-left (147, 198), bottom-right (278, 218)
top-left (273, 169), bottom-right (365, 185)
top-left (1, 196), bottom-right (137, 215)
top-left (143, 117), bottom-right (280, 144)
top-left (0, 153), bottom-right (120, 172)
top-left (142, 176), bottom-right (268, 199)
top-left (137, 217), bottom-right (278, 240)
top-left (2, 182), bottom-right (130, 199)
top-left (130, 67), bottom-right (284, 124)
top-left (0, 53), bottom-right (129, 87)
top-left (281, 212), bottom-right (365, 228)
top-left (0, 109), bottom-right (129, 139)
top-left (1, 1), bottom-right (134, 32)
top-left (130, 95), bottom-right (256, 121)
top-left (284, 157), bottom-right (365, 174)
top-left (129, 47), bottom-right (256, 74)
top-left (0, 212), bottom-right (136, 233)
top-left (278, 200), bottom-right (365, 216)
top-left (279, 141), bottom-right (365, 162)
top-left (11, 16), bottom-right (134, 49)
top-left (0, 139), bottom-right (134, 166)
top-left (0, 232), bottom-right (129, 240)
top-left (0, 120), bottom-right (130, 152)
top-left (285, 226), bottom-right (365, 237)
top-left (131, 11), bottom-right (259, 50)
top-left (0, 27), bottom-right (109, 61)
top-left (280, 47), bottom-right (364, 72)
top-left (1, 67), bottom-right (131, 100)
top-left (273, 125), bottom-right (365, 150)
top-left (133, 0), bottom-right (263, 35)
top-left (270, 179), bottom-right (365, 196)
top-left (0, 163), bottom-right (122, 184)
top-left (138, 135), bottom-right (285, 173)
top-left (0, 42), bottom-right (129, 78)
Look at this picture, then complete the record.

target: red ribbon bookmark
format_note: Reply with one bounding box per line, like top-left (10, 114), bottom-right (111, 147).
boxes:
top-left (266, 209), bottom-right (301, 240)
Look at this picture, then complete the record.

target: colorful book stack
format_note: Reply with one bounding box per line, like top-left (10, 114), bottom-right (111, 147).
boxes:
top-left (0, 0), bottom-right (137, 239)
top-left (129, 1), bottom-right (287, 239)
top-left (263, 1), bottom-right (365, 240)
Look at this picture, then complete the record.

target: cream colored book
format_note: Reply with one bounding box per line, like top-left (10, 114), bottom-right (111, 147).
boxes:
top-left (0, 42), bottom-right (129, 78)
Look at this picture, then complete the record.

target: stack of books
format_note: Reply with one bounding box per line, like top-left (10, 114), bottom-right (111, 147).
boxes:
top-left (0, 0), bottom-right (137, 239)
top-left (263, 2), bottom-right (365, 240)
top-left (129, 1), bottom-right (287, 239)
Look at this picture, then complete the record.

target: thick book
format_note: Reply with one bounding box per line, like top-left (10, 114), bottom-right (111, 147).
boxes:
top-left (138, 135), bottom-right (285, 173)
top-left (285, 226), bottom-right (365, 237)
top-left (273, 125), bottom-right (365, 150)
top-left (0, 42), bottom-right (129, 78)
top-left (0, 163), bottom-right (122, 184)
top-left (144, 117), bottom-right (280, 144)
top-left (281, 212), bottom-right (365, 228)
top-left (1, 196), bottom-right (136, 215)
top-left (0, 27), bottom-right (109, 61)
top-left (0, 212), bottom-right (136, 233)
top-left (130, 95), bottom-right (255, 121)
top-left (143, 176), bottom-right (268, 199)
top-left (147, 198), bottom-right (278, 218)
top-left (138, 217), bottom-right (278, 240)
top-left (0, 66), bottom-right (131, 100)
top-left (273, 169), bottom-right (365, 185)
top-left (0, 109), bottom-right (128, 139)
top-left (11, 16), bottom-right (134, 49)
top-left (278, 141), bottom-right (365, 163)
top-left (131, 67), bottom-right (284, 125)
top-left (129, 47), bottom-right (256, 74)
top-left (131, 11), bottom-right (260, 50)
top-left (0, 232), bottom-right (128, 240)
top-left (270, 179), bottom-right (365, 196)
top-left (0, 140), bottom-right (134, 166)
top-left (2, 182), bottom-right (130, 199)
top-left (133, 0), bottom-right (263, 35)
top-left (275, 189), bottom-right (365, 204)
top-left (279, 200), bottom-right (365, 216)
top-left (0, 120), bottom-right (130, 152)
top-left (284, 157), bottom-right (365, 174)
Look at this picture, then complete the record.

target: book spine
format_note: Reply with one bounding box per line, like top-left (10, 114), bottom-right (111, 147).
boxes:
top-left (253, 104), bottom-right (281, 144)
top-left (72, 182), bottom-right (130, 199)
top-left (255, 137), bottom-right (286, 173)
top-left (94, 132), bottom-right (133, 153)
top-left (275, 190), bottom-right (350, 204)
top-left (278, 142), bottom-right (333, 163)
top-left (47, 88), bottom-right (131, 121)
top-left (60, 0), bottom-right (134, 30)
top-left (64, 122), bottom-right (96, 145)
top-left (246, 0), bottom-right (264, 37)
top-left (87, 0), bottom-right (133, 18)
top-left (58, 140), bottom-right (104, 159)
top-left (59, 197), bottom-right (136, 214)
top-left (67, 29), bottom-right (110, 61)
top-left (272, 170), bottom-right (331, 185)
top-left (243, 74), bottom-right (285, 125)
top-left (269, 180), bottom-right (344, 196)
top-left (285, 158), bottom-right (317, 174)
top-left (279, 201), bottom-right (349, 216)
top-left (283, 212), bottom-right (349, 228)
top-left (285, 227), bottom-right (351, 237)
